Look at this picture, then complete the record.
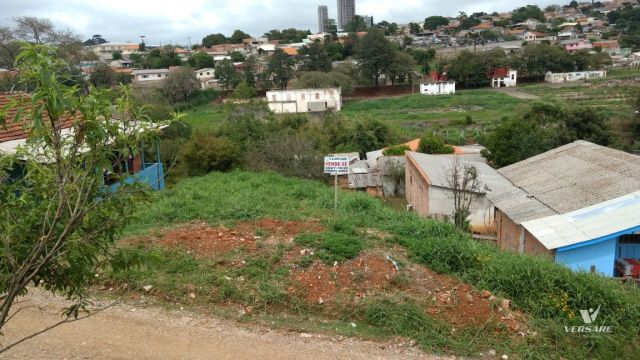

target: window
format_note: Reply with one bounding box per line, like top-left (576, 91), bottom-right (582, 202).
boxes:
top-left (301, 93), bottom-right (305, 100)
top-left (315, 93), bottom-right (320, 100)
top-left (206, 72), bottom-right (210, 75)
top-left (142, 75), bottom-right (148, 79)
top-left (511, 74), bottom-right (515, 80)
top-left (272, 95), bottom-right (276, 101)
top-left (157, 74), bottom-right (162, 78)
top-left (286, 94), bottom-right (291, 101)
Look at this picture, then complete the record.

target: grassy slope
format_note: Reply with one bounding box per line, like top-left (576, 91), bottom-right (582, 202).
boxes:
top-left (341, 89), bottom-right (523, 140)
top-left (179, 104), bottom-right (227, 133)
top-left (114, 171), bottom-right (640, 359)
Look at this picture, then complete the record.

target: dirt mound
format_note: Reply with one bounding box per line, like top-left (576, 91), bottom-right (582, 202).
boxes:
top-left (128, 218), bottom-right (324, 257)
top-left (406, 265), bottom-right (523, 331)
top-left (289, 253), bottom-right (398, 305)
top-left (235, 218), bottom-right (324, 244)
top-left (156, 222), bottom-right (258, 257)
top-left (289, 252), bottom-right (525, 332)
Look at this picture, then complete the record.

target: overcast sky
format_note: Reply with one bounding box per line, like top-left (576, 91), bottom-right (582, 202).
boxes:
top-left (0, 0), bottom-right (561, 45)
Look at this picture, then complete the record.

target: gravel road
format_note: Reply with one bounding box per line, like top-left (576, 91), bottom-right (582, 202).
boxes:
top-left (1, 289), bottom-right (452, 360)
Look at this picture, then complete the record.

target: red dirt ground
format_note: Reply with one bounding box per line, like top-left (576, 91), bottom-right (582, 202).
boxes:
top-left (127, 220), bottom-right (525, 334)
top-left (130, 218), bottom-right (324, 257)
top-left (288, 252), bottom-right (525, 332)
top-left (156, 222), bottom-right (258, 256)
top-left (288, 252), bottom-right (398, 306)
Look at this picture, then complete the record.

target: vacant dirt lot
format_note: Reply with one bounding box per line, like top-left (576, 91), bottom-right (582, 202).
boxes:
top-left (1, 289), bottom-right (450, 360)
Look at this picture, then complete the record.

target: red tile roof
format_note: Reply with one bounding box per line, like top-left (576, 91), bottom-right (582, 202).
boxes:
top-left (280, 47), bottom-right (298, 56)
top-left (489, 68), bottom-right (509, 78)
top-left (592, 40), bottom-right (619, 48)
top-left (0, 93), bottom-right (76, 143)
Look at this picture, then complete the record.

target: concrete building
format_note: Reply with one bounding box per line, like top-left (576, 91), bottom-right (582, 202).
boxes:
top-left (266, 88), bottom-right (342, 114)
top-left (420, 82), bottom-right (456, 95)
top-left (487, 141), bottom-right (640, 277)
top-left (90, 42), bottom-right (139, 60)
top-left (405, 151), bottom-right (513, 235)
top-left (318, 6), bottom-right (329, 33)
top-left (131, 69), bottom-right (170, 83)
top-left (362, 15), bottom-right (374, 28)
top-left (544, 70), bottom-right (606, 83)
top-left (490, 68), bottom-right (517, 88)
top-left (561, 39), bottom-right (592, 52)
top-left (337, 0), bottom-right (355, 29)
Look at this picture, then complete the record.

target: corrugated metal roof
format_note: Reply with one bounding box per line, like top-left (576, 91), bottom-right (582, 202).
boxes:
top-left (348, 172), bottom-right (382, 188)
top-left (486, 188), bottom-right (556, 224)
top-left (406, 151), bottom-right (514, 195)
top-left (498, 141), bottom-right (640, 216)
top-left (521, 191), bottom-right (640, 250)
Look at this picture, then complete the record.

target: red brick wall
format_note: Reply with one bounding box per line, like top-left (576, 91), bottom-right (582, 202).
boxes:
top-left (405, 155), bottom-right (430, 217)
top-left (496, 209), bottom-right (553, 258)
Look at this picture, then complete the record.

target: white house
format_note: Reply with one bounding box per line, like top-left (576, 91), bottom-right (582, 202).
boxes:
top-left (195, 68), bottom-right (215, 80)
top-left (544, 70), bottom-right (606, 83)
top-left (266, 88), bottom-right (342, 114)
top-left (490, 68), bottom-right (517, 88)
top-left (90, 42), bottom-right (140, 60)
top-left (420, 81), bottom-right (456, 95)
top-left (131, 69), bottom-right (170, 83)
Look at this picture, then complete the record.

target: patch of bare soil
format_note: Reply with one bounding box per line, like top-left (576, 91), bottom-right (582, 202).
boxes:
top-left (235, 218), bottom-right (324, 244)
top-left (156, 222), bottom-right (258, 256)
top-left (405, 265), bottom-right (524, 332)
top-left (288, 252), bottom-right (398, 306)
top-left (126, 218), bottom-right (324, 258)
top-left (288, 251), bottom-right (526, 334)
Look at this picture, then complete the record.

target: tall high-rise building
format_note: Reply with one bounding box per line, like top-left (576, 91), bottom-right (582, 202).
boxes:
top-left (362, 15), bottom-right (374, 28)
top-left (337, 0), bottom-right (355, 30)
top-left (318, 5), bottom-right (329, 33)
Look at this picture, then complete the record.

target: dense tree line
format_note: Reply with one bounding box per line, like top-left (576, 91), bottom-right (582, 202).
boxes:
top-left (445, 43), bottom-right (612, 87)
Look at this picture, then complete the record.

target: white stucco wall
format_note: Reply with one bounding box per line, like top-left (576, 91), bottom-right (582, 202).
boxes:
top-left (420, 82), bottom-right (456, 95)
top-left (266, 88), bottom-right (342, 114)
top-left (544, 71), bottom-right (606, 83)
top-left (428, 186), bottom-right (496, 234)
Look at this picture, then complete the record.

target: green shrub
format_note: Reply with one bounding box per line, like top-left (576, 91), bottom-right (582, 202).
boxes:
top-left (181, 135), bottom-right (242, 175)
top-left (295, 231), bottom-right (365, 264)
top-left (382, 144), bottom-right (410, 156)
top-left (232, 80), bottom-right (257, 99)
top-left (417, 134), bottom-right (454, 154)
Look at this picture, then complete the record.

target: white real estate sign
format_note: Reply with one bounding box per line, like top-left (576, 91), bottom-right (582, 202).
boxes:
top-left (324, 156), bottom-right (350, 210)
top-left (324, 156), bottom-right (350, 175)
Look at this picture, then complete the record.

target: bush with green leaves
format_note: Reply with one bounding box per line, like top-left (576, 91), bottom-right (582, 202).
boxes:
top-left (418, 134), bottom-right (454, 154)
top-left (0, 44), bottom-right (163, 335)
top-left (382, 144), bottom-right (410, 156)
top-left (181, 134), bottom-right (242, 175)
top-left (231, 80), bottom-right (257, 99)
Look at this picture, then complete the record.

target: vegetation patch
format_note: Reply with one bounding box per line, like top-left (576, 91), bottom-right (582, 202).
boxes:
top-left (107, 171), bottom-right (640, 359)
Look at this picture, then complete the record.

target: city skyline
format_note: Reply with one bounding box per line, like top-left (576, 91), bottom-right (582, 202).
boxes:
top-left (0, 0), bottom-right (561, 45)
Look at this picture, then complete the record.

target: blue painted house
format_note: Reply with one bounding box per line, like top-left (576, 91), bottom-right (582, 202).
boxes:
top-left (488, 141), bottom-right (640, 278)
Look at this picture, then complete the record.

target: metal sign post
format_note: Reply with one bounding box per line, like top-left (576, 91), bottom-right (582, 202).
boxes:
top-left (334, 174), bottom-right (338, 210)
top-left (324, 156), bottom-right (350, 211)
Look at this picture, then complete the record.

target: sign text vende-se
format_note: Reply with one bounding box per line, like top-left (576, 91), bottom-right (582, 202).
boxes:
top-left (324, 156), bottom-right (350, 175)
